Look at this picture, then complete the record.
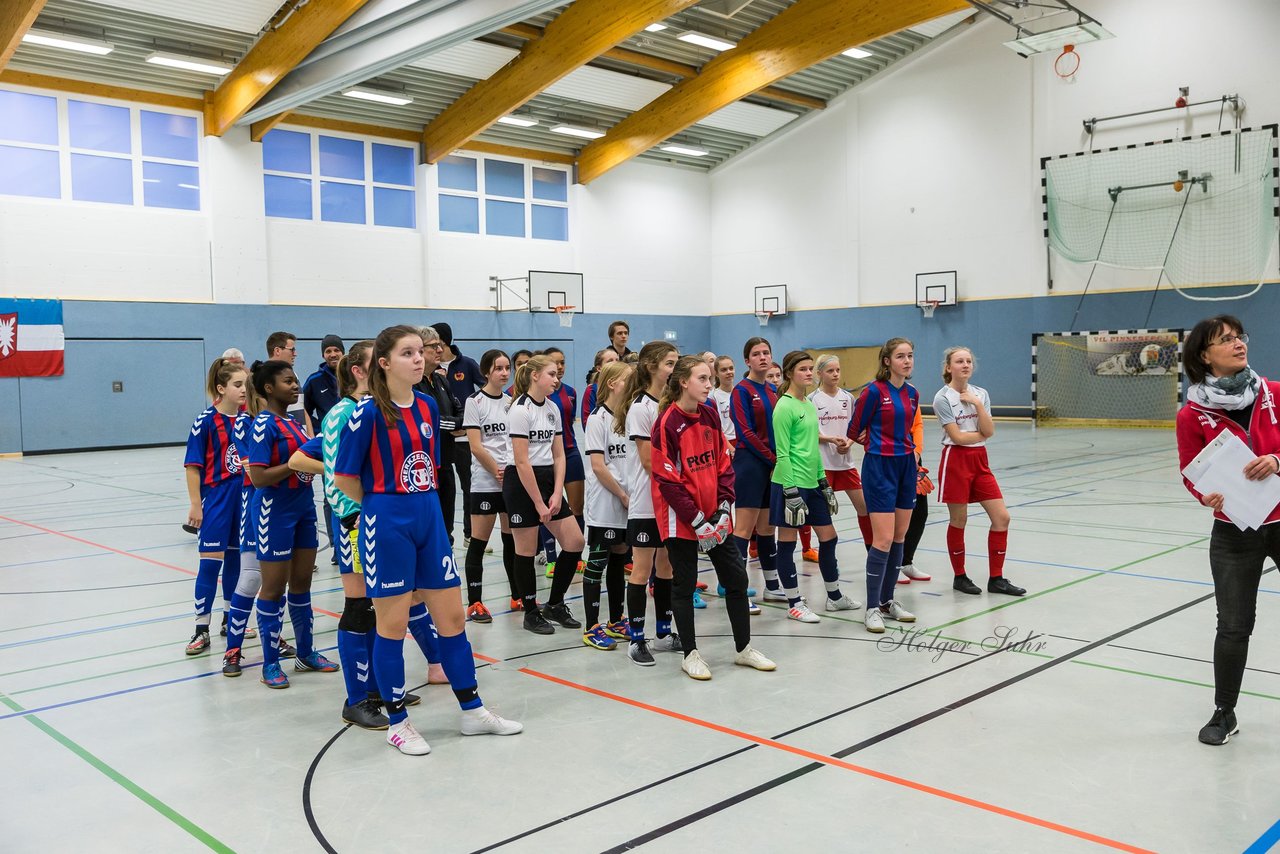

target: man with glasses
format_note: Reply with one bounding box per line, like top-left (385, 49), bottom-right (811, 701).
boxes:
top-left (414, 326), bottom-right (464, 545)
top-left (265, 331), bottom-right (308, 429)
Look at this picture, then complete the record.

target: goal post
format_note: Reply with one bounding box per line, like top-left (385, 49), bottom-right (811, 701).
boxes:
top-left (1031, 329), bottom-right (1185, 428)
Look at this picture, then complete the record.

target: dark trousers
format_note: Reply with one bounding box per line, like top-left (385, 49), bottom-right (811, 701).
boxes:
top-left (668, 538), bottom-right (751, 654)
top-left (902, 498), bottom-right (930, 565)
top-left (437, 446), bottom-right (457, 544)
top-left (1209, 520), bottom-right (1280, 709)
top-left (453, 441), bottom-right (473, 539)
top-left (322, 496), bottom-right (336, 556)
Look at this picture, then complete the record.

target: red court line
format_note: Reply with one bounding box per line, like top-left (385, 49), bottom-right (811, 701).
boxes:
top-left (517, 664), bottom-right (1154, 854)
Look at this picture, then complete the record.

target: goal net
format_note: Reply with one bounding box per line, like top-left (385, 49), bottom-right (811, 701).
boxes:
top-left (1032, 329), bottom-right (1184, 428)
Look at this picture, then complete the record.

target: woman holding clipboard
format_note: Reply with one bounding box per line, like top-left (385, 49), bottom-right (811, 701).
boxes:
top-left (1177, 315), bottom-right (1280, 746)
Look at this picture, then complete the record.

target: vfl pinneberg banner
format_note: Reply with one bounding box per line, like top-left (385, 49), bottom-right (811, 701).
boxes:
top-left (1087, 332), bottom-right (1178, 377)
top-left (0, 298), bottom-right (65, 377)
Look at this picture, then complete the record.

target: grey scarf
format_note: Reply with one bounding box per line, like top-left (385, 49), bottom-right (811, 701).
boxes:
top-left (1188, 366), bottom-right (1260, 411)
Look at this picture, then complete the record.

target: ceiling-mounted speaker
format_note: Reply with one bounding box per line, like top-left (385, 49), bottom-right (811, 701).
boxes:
top-left (697, 0), bottom-right (755, 19)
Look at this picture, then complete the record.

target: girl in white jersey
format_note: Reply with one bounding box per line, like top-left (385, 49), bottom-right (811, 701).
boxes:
top-left (504, 354), bottom-right (586, 634)
top-left (463, 349), bottom-right (519, 622)
top-left (615, 341), bottom-right (683, 666)
top-left (809, 354), bottom-right (877, 555)
top-left (582, 361), bottom-right (635, 650)
top-left (933, 347), bottom-right (1024, 597)
top-left (709, 355), bottom-right (737, 452)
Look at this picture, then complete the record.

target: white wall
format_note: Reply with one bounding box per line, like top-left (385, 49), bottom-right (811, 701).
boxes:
top-left (710, 0), bottom-right (1280, 310)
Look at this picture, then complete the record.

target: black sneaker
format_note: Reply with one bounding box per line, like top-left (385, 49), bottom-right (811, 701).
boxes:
top-left (219, 614), bottom-right (228, 637)
top-left (523, 610), bottom-right (555, 635)
top-left (988, 577), bottom-right (1026, 597)
top-left (1198, 707), bottom-right (1239, 745)
top-left (629, 639), bottom-right (655, 667)
top-left (221, 647), bottom-right (243, 677)
top-left (278, 638), bottom-right (297, 659)
top-left (542, 602), bottom-right (582, 629)
top-left (343, 699), bottom-right (390, 731)
top-left (953, 574), bottom-right (982, 595)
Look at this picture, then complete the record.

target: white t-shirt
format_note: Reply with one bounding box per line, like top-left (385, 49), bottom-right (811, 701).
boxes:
top-left (809, 387), bottom-right (858, 471)
top-left (933, 384), bottom-right (991, 447)
top-left (507, 393), bottom-right (561, 466)
top-left (584, 405), bottom-right (629, 530)
top-left (463, 390), bottom-right (511, 492)
top-left (709, 387), bottom-right (736, 441)
top-left (623, 393), bottom-right (659, 519)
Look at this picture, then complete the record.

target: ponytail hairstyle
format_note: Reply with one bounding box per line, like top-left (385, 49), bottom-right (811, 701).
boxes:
top-left (480, 348), bottom-right (508, 377)
top-left (588, 347), bottom-right (616, 384)
top-left (777, 350), bottom-right (814, 398)
top-left (742, 336), bottom-right (771, 362)
top-left (614, 340), bottom-right (677, 435)
top-left (206, 357), bottom-right (244, 400)
top-left (594, 361), bottom-right (632, 409)
top-left (368, 324), bottom-right (423, 426)
top-left (512, 353), bottom-right (555, 400)
top-left (941, 346), bottom-right (974, 384)
top-left (659, 355), bottom-right (707, 413)
top-left (249, 359), bottom-right (292, 399)
top-left (336, 340), bottom-right (374, 399)
top-left (875, 337), bottom-right (914, 383)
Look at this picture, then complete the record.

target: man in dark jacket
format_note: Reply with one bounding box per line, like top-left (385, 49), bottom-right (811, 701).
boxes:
top-left (303, 334), bottom-right (343, 559)
top-left (415, 326), bottom-right (463, 544)
top-left (432, 322), bottom-right (484, 544)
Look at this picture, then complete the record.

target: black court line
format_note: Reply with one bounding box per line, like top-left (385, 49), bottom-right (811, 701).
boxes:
top-left (602, 585), bottom-right (1221, 852)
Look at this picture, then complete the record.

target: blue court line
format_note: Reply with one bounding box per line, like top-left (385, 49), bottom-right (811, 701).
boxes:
top-left (0, 540), bottom-right (197, 571)
top-left (1245, 817), bottom-right (1280, 854)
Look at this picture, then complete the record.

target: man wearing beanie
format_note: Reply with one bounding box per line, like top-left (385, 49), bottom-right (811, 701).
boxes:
top-left (432, 322), bottom-right (484, 546)
top-left (304, 334), bottom-right (344, 561)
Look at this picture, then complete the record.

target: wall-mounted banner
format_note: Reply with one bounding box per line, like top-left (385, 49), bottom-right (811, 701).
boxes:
top-left (1087, 332), bottom-right (1178, 377)
top-left (0, 298), bottom-right (65, 377)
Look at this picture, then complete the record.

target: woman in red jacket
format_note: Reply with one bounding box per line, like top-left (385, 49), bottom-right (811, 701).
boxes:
top-left (1176, 315), bottom-right (1280, 746)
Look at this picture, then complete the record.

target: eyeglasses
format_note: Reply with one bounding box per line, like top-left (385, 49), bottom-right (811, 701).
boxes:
top-left (1213, 333), bottom-right (1248, 347)
top-left (428, 342), bottom-right (444, 350)
top-left (282, 347), bottom-right (297, 352)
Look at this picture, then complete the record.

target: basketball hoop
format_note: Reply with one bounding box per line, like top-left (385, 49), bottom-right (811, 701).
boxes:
top-left (756, 311), bottom-right (773, 327)
top-left (553, 305), bottom-right (575, 328)
top-left (1054, 43), bottom-right (1080, 80)
top-left (920, 300), bottom-right (940, 319)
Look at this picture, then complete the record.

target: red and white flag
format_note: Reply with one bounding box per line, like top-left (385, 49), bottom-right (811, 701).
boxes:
top-left (0, 299), bottom-right (64, 377)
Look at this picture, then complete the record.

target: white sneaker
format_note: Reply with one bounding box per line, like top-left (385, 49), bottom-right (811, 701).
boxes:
top-left (787, 599), bottom-right (821, 624)
top-left (460, 706), bottom-right (524, 736)
top-left (864, 608), bottom-right (885, 634)
top-left (652, 633), bottom-right (683, 652)
top-left (748, 601), bottom-right (761, 616)
top-left (734, 645), bottom-right (777, 671)
top-left (387, 719), bottom-right (430, 755)
top-left (825, 593), bottom-right (862, 611)
top-left (901, 564), bottom-right (932, 581)
top-left (880, 600), bottom-right (916, 623)
top-left (762, 588), bottom-right (788, 602)
top-left (535, 552), bottom-right (547, 567)
top-left (681, 650), bottom-right (712, 681)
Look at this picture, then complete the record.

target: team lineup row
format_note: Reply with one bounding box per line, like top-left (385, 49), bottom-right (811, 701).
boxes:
top-left (181, 327), bottom-right (1022, 756)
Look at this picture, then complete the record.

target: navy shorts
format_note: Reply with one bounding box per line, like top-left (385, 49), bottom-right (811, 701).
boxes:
top-left (732, 451), bottom-right (773, 509)
top-left (238, 485), bottom-right (256, 554)
top-left (198, 478), bottom-right (241, 553)
top-left (861, 454), bottom-right (918, 514)
top-left (253, 487), bottom-right (318, 562)
top-left (564, 446), bottom-right (586, 484)
top-left (360, 491), bottom-right (458, 596)
top-left (768, 483), bottom-right (833, 529)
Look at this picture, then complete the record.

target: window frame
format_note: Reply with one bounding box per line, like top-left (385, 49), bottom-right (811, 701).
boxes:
top-left (433, 153), bottom-right (570, 242)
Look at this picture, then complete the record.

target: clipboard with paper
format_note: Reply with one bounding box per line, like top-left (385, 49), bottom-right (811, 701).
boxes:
top-left (1181, 432), bottom-right (1280, 531)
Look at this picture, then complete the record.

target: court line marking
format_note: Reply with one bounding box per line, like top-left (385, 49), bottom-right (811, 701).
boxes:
top-left (1245, 816), bottom-right (1280, 854)
top-left (0, 514), bottom-right (198, 577)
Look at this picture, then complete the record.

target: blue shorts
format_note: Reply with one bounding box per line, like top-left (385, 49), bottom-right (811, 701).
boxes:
top-left (732, 452), bottom-right (773, 509)
top-left (768, 483), bottom-right (833, 529)
top-left (238, 485), bottom-right (257, 553)
top-left (198, 479), bottom-right (241, 553)
top-left (564, 446), bottom-right (586, 484)
top-left (253, 487), bottom-right (319, 562)
top-left (360, 491), bottom-right (459, 597)
top-left (332, 510), bottom-right (358, 576)
top-left (861, 454), bottom-right (918, 514)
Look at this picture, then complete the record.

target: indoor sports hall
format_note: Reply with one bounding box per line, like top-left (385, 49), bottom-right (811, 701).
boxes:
top-left (1, 1), bottom-right (1279, 852)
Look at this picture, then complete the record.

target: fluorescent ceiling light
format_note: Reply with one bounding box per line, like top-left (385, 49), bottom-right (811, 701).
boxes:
top-left (145, 52), bottom-right (233, 75)
top-left (342, 86), bottom-right (413, 106)
top-left (550, 124), bottom-right (605, 140)
top-left (22, 29), bottom-right (113, 55)
top-left (644, 23), bottom-right (667, 33)
top-left (496, 115), bottom-right (538, 127)
top-left (842, 47), bottom-right (873, 59)
top-left (676, 32), bottom-right (736, 51)
top-left (660, 144), bottom-right (709, 157)
top-left (1003, 21), bottom-right (1113, 54)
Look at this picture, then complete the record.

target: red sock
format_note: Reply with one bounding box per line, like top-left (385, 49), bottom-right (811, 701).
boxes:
top-left (799, 525), bottom-right (812, 551)
top-left (857, 515), bottom-right (873, 548)
top-left (988, 529), bottom-right (1008, 578)
top-left (946, 525), bottom-right (966, 575)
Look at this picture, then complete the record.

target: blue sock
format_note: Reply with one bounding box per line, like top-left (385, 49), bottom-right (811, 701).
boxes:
top-left (220, 550), bottom-right (241, 606)
top-left (881, 541), bottom-right (904, 606)
top-left (256, 597), bottom-right (283, 666)
top-left (337, 630), bottom-right (367, 707)
top-left (818, 538), bottom-right (841, 599)
top-left (775, 539), bottom-right (801, 605)
top-left (436, 631), bottom-right (482, 710)
top-left (759, 535), bottom-right (780, 591)
top-left (363, 629), bottom-right (381, 698)
top-left (733, 535), bottom-right (749, 561)
top-left (865, 548), bottom-right (888, 609)
top-left (408, 602), bottom-right (439, 663)
top-left (540, 525), bottom-right (558, 563)
top-left (224, 591), bottom-right (255, 650)
top-left (372, 634), bottom-right (408, 724)
top-left (652, 577), bottom-right (673, 637)
top-left (194, 558), bottom-right (221, 624)
top-left (286, 592), bottom-right (314, 658)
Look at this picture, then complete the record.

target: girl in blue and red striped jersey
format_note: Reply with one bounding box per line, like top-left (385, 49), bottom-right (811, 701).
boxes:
top-left (246, 360), bottom-right (339, 688)
top-left (182, 358), bottom-right (248, 655)
top-left (581, 348), bottom-right (619, 429)
top-left (730, 339), bottom-right (777, 599)
top-left (850, 337), bottom-right (921, 634)
top-left (652, 355), bottom-right (776, 681)
top-left (336, 326), bottom-right (521, 756)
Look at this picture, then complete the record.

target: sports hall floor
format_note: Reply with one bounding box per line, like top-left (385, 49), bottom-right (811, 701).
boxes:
top-left (1, 421), bottom-right (1276, 854)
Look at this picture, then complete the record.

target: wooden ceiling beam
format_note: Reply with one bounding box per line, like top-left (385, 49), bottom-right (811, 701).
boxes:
top-left (576, 0), bottom-right (967, 183)
top-left (205, 0), bottom-right (372, 137)
top-left (423, 0), bottom-right (700, 164)
top-left (0, 0), bottom-right (47, 72)
top-left (250, 112), bottom-right (293, 142)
